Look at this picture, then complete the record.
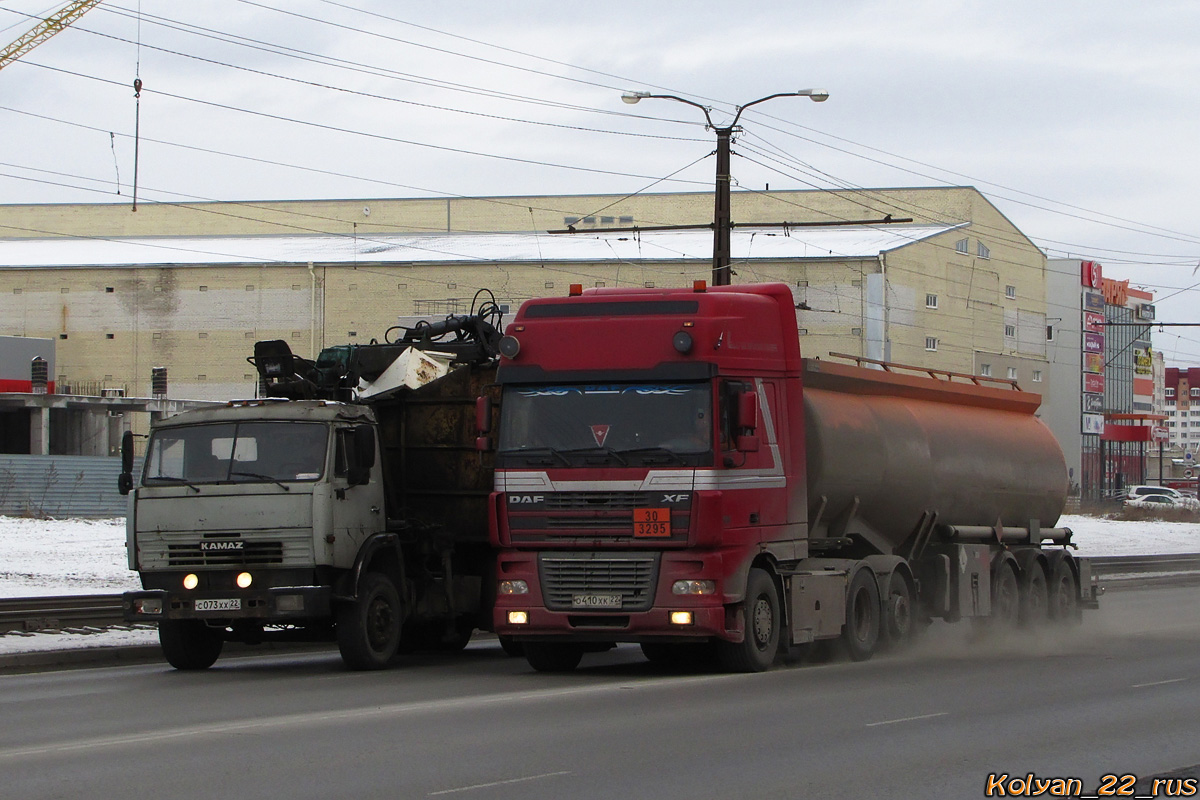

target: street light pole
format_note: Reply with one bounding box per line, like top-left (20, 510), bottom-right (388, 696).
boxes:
top-left (622, 89), bottom-right (829, 285)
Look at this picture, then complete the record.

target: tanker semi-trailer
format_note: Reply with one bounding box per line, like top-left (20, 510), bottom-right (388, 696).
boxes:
top-left (121, 321), bottom-right (501, 671)
top-left (487, 282), bottom-right (1098, 672)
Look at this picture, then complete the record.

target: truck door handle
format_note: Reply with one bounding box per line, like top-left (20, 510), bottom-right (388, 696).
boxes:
top-left (370, 506), bottom-right (380, 514)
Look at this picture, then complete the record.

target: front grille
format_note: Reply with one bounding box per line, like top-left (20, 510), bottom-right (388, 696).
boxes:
top-left (539, 552), bottom-right (659, 612)
top-left (509, 492), bottom-right (691, 542)
top-left (167, 541), bottom-right (284, 567)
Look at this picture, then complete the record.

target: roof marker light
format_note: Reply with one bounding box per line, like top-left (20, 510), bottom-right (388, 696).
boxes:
top-left (694, 280), bottom-right (707, 292)
top-left (569, 284), bottom-right (583, 296)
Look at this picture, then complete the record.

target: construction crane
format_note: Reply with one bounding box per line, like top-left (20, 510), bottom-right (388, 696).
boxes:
top-left (0, 0), bottom-right (104, 72)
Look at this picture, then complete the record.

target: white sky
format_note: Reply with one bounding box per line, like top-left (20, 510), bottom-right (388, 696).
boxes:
top-left (2, 0), bottom-right (1199, 364)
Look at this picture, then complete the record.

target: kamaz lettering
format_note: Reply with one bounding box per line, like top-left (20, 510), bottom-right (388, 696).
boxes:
top-left (199, 541), bottom-right (244, 552)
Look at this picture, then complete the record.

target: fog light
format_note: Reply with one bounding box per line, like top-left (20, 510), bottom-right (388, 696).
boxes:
top-left (672, 579), bottom-right (716, 595)
top-left (275, 594), bottom-right (304, 612)
top-left (670, 611), bottom-right (694, 626)
top-left (507, 611), bottom-right (529, 625)
top-left (498, 580), bottom-right (529, 595)
top-left (134, 598), bottom-right (163, 615)
top-left (236, 572), bottom-right (253, 589)
top-left (182, 573), bottom-right (199, 590)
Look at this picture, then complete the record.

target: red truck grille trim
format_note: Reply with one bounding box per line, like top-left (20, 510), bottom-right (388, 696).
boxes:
top-left (538, 552), bottom-right (659, 612)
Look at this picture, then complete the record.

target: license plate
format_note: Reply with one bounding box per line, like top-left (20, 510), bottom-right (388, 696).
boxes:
top-left (194, 598), bottom-right (241, 612)
top-left (572, 593), bottom-right (622, 609)
top-left (633, 507), bottom-right (671, 537)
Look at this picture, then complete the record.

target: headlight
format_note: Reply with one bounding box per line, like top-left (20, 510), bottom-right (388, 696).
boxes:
top-left (182, 573), bottom-right (199, 590)
top-left (498, 580), bottom-right (529, 595)
top-left (670, 611), bottom-right (694, 625)
top-left (236, 572), bottom-right (253, 589)
top-left (672, 579), bottom-right (716, 595)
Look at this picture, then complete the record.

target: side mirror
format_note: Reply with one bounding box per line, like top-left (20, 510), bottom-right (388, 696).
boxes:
top-left (737, 389), bottom-right (759, 432)
top-left (118, 430), bottom-right (135, 495)
top-left (475, 396), bottom-right (492, 435)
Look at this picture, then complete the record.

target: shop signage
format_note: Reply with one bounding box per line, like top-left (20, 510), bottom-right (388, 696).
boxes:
top-left (1080, 260), bottom-right (1103, 289)
top-left (1083, 332), bottom-right (1105, 354)
top-left (1084, 312), bottom-right (1105, 333)
top-left (1084, 353), bottom-right (1104, 374)
top-left (1083, 292), bottom-right (1105, 312)
top-left (1084, 373), bottom-right (1105, 394)
top-left (1082, 393), bottom-right (1104, 413)
top-left (1082, 413), bottom-right (1105, 435)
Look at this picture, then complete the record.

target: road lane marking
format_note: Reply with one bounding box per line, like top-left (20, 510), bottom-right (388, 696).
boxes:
top-left (0, 671), bottom-right (747, 761)
top-left (865, 712), bottom-right (947, 728)
top-left (1132, 677), bottom-right (1186, 688)
top-left (430, 771), bottom-right (570, 796)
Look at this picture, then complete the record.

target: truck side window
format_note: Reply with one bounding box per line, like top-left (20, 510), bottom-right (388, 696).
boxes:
top-left (334, 431), bottom-right (349, 478)
top-left (718, 380), bottom-right (748, 451)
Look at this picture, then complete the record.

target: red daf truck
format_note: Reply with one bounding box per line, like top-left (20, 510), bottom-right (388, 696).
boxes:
top-left (487, 282), bottom-right (1097, 672)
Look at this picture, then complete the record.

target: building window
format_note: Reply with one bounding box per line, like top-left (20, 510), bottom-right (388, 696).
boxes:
top-left (1005, 324), bottom-right (1016, 337)
top-left (1192, 388), bottom-right (1200, 398)
top-left (980, 364), bottom-right (992, 377)
top-left (1033, 370), bottom-right (1042, 382)
top-left (106, 333), bottom-right (115, 340)
top-left (1046, 325), bottom-right (1055, 342)
top-left (582, 217), bottom-right (595, 224)
top-left (851, 327), bottom-right (863, 336)
top-left (925, 337), bottom-right (938, 351)
top-left (105, 287), bottom-right (114, 293)
top-left (198, 332), bottom-right (208, 339)
top-left (977, 241), bottom-right (990, 259)
top-left (1005, 285), bottom-right (1017, 300)
top-left (564, 216), bottom-right (579, 225)
top-left (1007, 367), bottom-right (1018, 380)
top-left (600, 216), bottom-right (614, 224)
top-left (1166, 388), bottom-right (1175, 397)
top-left (955, 238), bottom-right (969, 255)
top-left (926, 293), bottom-right (938, 309)
top-left (245, 285), bottom-right (255, 292)
top-left (199, 285), bottom-right (208, 292)
top-left (797, 328), bottom-right (808, 335)
top-left (59, 333), bottom-right (68, 339)
top-left (595, 281), bottom-right (605, 287)
top-left (644, 281), bottom-right (655, 288)
top-left (619, 216), bottom-right (634, 224)
top-left (545, 282), bottom-right (554, 289)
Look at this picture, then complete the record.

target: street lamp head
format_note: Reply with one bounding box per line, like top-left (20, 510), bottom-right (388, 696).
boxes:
top-left (621, 91), bottom-right (650, 104)
top-left (799, 88), bottom-right (830, 102)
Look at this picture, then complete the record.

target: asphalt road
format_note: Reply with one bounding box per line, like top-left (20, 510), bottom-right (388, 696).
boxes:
top-left (2, 585), bottom-right (1198, 800)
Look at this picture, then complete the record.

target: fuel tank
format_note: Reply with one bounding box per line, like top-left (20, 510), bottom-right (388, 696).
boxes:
top-left (801, 359), bottom-right (1067, 550)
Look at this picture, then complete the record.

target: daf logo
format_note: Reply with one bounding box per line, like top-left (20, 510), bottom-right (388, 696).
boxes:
top-left (508, 495), bottom-right (545, 504)
top-left (200, 540), bottom-right (244, 552)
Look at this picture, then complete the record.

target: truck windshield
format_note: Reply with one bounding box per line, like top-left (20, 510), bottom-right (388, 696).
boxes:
top-left (143, 421), bottom-right (328, 485)
top-left (497, 383), bottom-right (713, 467)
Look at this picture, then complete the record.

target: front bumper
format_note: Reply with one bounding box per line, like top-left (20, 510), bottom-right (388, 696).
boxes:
top-left (122, 586), bottom-right (333, 622)
top-left (493, 603), bottom-right (732, 644)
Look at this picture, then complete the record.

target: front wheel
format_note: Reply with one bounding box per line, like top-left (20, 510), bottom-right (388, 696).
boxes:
top-left (159, 619), bottom-right (224, 670)
top-left (337, 572), bottom-right (403, 670)
top-left (716, 568), bottom-right (780, 673)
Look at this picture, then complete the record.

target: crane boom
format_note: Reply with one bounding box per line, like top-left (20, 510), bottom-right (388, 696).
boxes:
top-left (0, 0), bottom-right (104, 72)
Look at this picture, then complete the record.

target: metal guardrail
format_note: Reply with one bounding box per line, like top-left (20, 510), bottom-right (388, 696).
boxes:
top-left (2, 554), bottom-right (1199, 636)
top-left (0, 594), bottom-right (126, 634)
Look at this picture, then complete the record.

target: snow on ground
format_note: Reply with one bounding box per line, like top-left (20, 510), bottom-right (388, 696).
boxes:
top-left (0, 513), bottom-right (1197, 656)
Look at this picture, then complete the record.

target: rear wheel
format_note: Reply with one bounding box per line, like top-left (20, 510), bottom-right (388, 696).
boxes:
top-left (841, 568), bottom-right (881, 661)
top-left (1019, 560), bottom-right (1049, 627)
top-left (716, 568), bottom-right (780, 673)
top-left (159, 619), bottom-right (224, 670)
top-left (524, 642), bottom-right (584, 672)
top-left (1048, 559), bottom-right (1079, 624)
top-left (879, 570), bottom-right (914, 650)
top-left (989, 561), bottom-right (1020, 628)
top-left (337, 572), bottom-right (402, 670)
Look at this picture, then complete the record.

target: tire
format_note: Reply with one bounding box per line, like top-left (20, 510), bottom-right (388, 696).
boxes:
top-left (1047, 558), bottom-right (1079, 624)
top-left (337, 572), bottom-right (403, 671)
top-left (879, 570), bottom-right (914, 650)
top-left (523, 642), bottom-right (584, 672)
top-left (498, 635), bottom-right (524, 657)
top-left (159, 619), bottom-right (224, 670)
top-left (716, 568), bottom-right (780, 673)
top-left (1019, 560), bottom-right (1049, 627)
top-left (989, 560), bottom-right (1020, 628)
top-left (841, 568), bottom-right (881, 662)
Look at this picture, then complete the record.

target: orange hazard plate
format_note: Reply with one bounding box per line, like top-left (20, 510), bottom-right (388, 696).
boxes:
top-left (633, 507), bottom-right (671, 537)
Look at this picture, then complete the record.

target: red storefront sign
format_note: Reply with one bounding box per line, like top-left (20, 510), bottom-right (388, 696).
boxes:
top-left (1084, 312), bottom-right (1105, 333)
top-left (1084, 373), bottom-right (1105, 394)
top-left (1081, 260), bottom-right (1103, 289)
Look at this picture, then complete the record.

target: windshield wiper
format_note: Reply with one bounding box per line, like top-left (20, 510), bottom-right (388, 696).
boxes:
top-left (497, 446), bottom-right (571, 466)
top-left (147, 476), bottom-right (200, 492)
top-left (617, 446), bottom-right (687, 465)
top-left (230, 471), bottom-right (291, 491)
top-left (560, 446), bottom-right (629, 466)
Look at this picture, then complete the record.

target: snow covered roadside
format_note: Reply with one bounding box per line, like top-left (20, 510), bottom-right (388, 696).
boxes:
top-left (0, 514), bottom-right (1197, 657)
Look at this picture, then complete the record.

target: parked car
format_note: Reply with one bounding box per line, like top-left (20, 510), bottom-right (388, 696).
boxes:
top-left (1125, 485), bottom-right (1200, 511)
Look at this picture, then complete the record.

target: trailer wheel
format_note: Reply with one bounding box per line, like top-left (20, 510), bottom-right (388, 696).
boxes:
top-left (880, 571), bottom-right (914, 649)
top-left (842, 568), bottom-right (881, 662)
top-left (524, 642), bottom-right (584, 672)
top-left (1048, 559), bottom-right (1079, 624)
top-left (990, 561), bottom-right (1021, 628)
top-left (1019, 560), bottom-right (1049, 627)
top-left (159, 619), bottom-right (224, 670)
top-left (716, 568), bottom-right (780, 673)
top-left (337, 572), bottom-right (402, 670)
